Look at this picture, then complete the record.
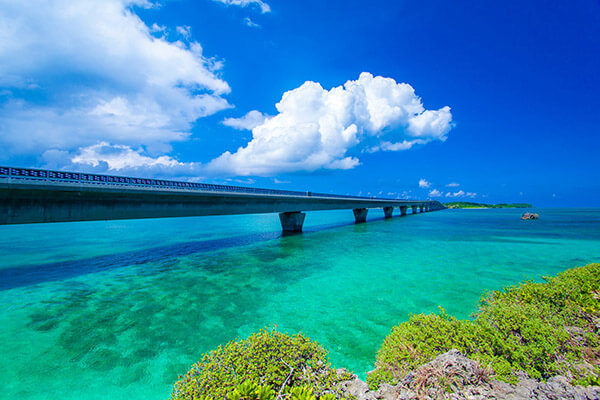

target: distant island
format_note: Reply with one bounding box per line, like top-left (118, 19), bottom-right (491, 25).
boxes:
top-left (443, 201), bottom-right (533, 209)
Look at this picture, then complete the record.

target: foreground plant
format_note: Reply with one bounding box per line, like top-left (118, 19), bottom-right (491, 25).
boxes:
top-left (170, 328), bottom-right (350, 399)
top-left (368, 263), bottom-right (600, 388)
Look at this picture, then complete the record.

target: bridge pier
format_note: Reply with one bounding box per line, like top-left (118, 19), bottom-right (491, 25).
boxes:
top-left (279, 211), bottom-right (306, 233)
top-left (419, 204), bottom-right (424, 213)
top-left (353, 208), bottom-right (368, 223)
top-left (383, 206), bottom-right (394, 219)
top-left (0, 166), bottom-right (447, 228)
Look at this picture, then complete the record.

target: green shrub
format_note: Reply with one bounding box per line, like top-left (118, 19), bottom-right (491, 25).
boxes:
top-left (367, 310), bottom-right (494, 388)
top-left (368, 263), bottom-right (600, 388)
top-left (170, 328), bottom-right (350, 400)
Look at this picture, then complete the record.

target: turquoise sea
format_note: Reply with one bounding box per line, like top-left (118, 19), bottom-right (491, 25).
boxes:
top-left (0, 208), bottom-right (599, 399)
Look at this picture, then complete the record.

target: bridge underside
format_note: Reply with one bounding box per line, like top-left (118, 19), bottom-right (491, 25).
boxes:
top-left (0, 180), bottom-right (446, 232)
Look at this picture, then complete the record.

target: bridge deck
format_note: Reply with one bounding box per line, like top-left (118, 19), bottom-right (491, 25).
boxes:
top-left (0, 166), bottom-right (444, 227)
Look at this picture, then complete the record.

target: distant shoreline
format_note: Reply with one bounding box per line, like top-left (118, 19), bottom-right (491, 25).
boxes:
top-left (444, 201), bottom-right (533, 209)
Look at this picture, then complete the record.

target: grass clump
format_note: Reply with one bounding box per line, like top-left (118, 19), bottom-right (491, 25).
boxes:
top-left (368, 263), bottom-right (600, 389)
top-left (170, 328), bottom-right (351, 400)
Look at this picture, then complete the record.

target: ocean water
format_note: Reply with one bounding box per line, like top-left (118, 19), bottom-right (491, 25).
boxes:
top-left (0, 208), bottom-right (598, 399)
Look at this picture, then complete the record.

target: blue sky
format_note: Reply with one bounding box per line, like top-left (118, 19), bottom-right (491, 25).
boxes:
top-left (1, 0), bottom-right (599, 206)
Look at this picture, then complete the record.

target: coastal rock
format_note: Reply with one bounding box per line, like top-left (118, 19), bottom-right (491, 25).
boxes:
top-left (338, 374), bottom-right (401, 400)
top-left (513, 377), bottom-right (537, 398)
top-left (374, 383), bottom-right (399, 400)
top-left (398, 349), bottom-right (493, 399)
top-left (335, 368), bottom-right (354, 379)
top-left (361, 350), bottom-right (600, 400)
top-left (521, 212), bottom-right (539, 220)
top-left (340, 376), bottom-right (370, 398)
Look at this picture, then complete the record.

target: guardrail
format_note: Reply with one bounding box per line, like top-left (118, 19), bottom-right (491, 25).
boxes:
top-left (0, 166), bottom-right (413, 202)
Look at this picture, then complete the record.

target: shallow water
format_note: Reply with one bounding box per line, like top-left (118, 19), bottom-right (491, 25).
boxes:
top-left (0, 208), bottom-right (598, 399)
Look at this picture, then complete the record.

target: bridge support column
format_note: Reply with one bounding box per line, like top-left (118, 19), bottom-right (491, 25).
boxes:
top-left (279, 211), bottom-right (306, 233)
top-left (383, 207), bottom-right (394, 219)
top-left (419, 204), bottom-right (424, 213)
top-left (411, 205), bottom-right (418, 214)
top-left (353, 208), bottom-right (368, 223)
top-left (400, 206), bottom-right (407, 216)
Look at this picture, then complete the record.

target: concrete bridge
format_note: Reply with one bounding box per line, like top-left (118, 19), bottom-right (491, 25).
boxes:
top-left (0, 166), bottom-right (445, 232)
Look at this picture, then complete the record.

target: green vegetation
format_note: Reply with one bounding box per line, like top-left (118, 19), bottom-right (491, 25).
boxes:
top-left (170, 264), bottom-right (600, 398)
top-left (170, 328), bottom-right (351, 400)
top-left (368, 263), bottom-right (600, 389)
top-left (444, 202), bottom-right (533, 209)
top-left (221, 380), bottom-right (337, 400)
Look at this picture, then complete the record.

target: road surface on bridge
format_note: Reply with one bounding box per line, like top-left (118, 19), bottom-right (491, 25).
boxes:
top-left (0, 166), bottom-right (445, 231)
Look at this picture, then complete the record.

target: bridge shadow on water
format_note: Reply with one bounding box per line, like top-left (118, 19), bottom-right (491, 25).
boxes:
top-left (0, 215), bottom-right (402, 291)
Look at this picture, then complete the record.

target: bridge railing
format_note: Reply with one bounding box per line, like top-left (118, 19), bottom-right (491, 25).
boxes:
top-left (0, 166), bottom-right (417, 203)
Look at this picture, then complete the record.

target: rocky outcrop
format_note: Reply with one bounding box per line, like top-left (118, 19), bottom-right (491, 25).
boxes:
top-left (338, 350), bottom-right (600, 400)
top-left (521, 213), bottom-right (539, 220)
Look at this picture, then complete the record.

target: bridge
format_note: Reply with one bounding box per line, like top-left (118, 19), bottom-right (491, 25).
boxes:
top-left (0, 166), bottom-right (445, 232)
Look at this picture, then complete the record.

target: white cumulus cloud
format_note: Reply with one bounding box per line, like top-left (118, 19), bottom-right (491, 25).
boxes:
top-left (176, 25), bottom-right (191, 39)
top-left (419, 178), bottom-right (432, 188)
top-left (73, 142), bottom-right (184, 170)
top-left (444, 190), bottom-right (477, 198)
top-left (244, 17), bottom-right (261, 28)
top-left (43, 142), bottom-right (201, 177)
top-left (206, 72), bottom-right (453, 176)
top-left (446, 190), bottom-right (465, 198)
top-left (368, 139), bottom-right (427, 153)
top-left (0, 0), bottom-right (231, 160)
top-left (429, 189), bottom-right (442, 197)
top-left (446, 182), bottom-right (460, 187)
top-left (222, 110), bottom-right (270, 130)
top-left (212, 0), bottom-right (271, 13)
